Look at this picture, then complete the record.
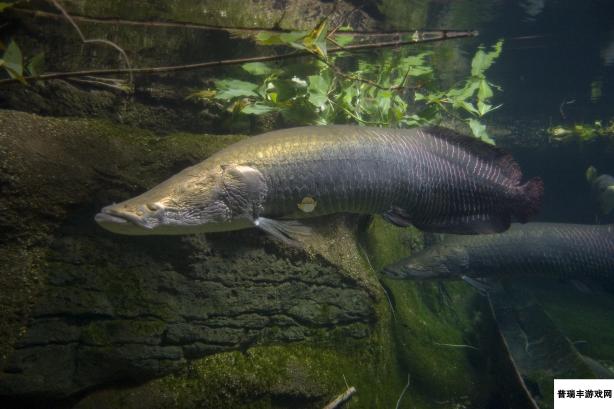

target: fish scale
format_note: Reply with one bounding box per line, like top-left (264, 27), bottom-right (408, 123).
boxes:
top-left (385, 223), bottom-right (614, 281)
top-left (96, 125), bottom-right (543, 238)
top-left (201, 125), bottom-right (543, 232)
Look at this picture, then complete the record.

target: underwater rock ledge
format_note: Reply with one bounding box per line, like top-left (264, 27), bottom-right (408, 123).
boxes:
top-left (0, 110), bottom-right (497, 409)
top-left (0, 110), bottom-right (379, 403)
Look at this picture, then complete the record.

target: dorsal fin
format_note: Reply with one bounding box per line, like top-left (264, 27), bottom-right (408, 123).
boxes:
top-left (423, 126), bottom-right (522, 182)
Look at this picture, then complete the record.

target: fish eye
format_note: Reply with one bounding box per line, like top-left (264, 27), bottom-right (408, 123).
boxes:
top-left (146, 203), bottom-right (160, 212)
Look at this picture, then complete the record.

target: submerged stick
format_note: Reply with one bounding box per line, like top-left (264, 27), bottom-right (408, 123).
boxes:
top-left (47, 0), bottom-right (133, 85)
top-left (395, 373), bottom-right (411, 409)
top-left (322, 386), bottom-right (357, 409)
top-left (15, 7), bottom-right (475, 37)
top-left (0, 29), bottom-right (477, 86)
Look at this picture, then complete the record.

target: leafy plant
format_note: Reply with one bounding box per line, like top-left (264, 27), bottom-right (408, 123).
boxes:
top-left (191, 23), bottom-right (504, 143)
top-left (548, 119), bottom-right (614, 143)
top-left (0, 2), bottom-right (45, 83)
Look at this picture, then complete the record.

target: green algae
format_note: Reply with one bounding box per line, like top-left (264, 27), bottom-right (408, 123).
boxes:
top-left (363, 215), bottom-right (493, 408)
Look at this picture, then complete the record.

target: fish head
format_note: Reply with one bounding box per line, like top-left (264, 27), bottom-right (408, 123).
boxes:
top-left (95, 164), bottom-right (266, 235)
top-left (383, 246), bottom-right (468, 280)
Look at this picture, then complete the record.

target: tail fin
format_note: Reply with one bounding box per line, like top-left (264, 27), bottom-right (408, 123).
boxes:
top-left (513, 177), bottom-right (544, 223)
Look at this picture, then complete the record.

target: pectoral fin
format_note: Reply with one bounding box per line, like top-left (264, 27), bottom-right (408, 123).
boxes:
top-left (255, 217), bottom-right (311, 246)
top-left (382, 207), bottom-right (413, 227)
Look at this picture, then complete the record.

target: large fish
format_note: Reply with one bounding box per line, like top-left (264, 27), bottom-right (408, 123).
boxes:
top-left (384, 223), bottom-right (614, 280)
top-left (95, 126), bottom-right (543, 243)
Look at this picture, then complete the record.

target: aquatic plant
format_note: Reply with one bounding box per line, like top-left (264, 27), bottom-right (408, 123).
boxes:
top-left (547, 119), bottom-right (614, 143)
top-left (0, 2), bottom-right (44, 83)
top-left (191, 21), bottom-right (504, 143)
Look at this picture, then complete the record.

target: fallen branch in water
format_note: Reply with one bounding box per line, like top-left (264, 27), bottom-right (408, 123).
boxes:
top-left (0, 29), bottom-right (477, 86)
top-left (395, 373), bottom-right (411, 409)
top-left (47, 0), bottom-right (133, 86)
top-left (15, 7), bottom-right (474, 38)
top-left (322, 386), bottom-right (357, 409)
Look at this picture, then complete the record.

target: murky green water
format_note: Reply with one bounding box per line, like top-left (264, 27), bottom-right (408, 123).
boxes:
top-left (0, 1), bottom-right (613, 409)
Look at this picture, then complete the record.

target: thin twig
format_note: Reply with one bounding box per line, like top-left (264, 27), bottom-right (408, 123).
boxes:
top-left (67, 77), bottom-right (130, 92)
top-left (15, 7), bottom-right (476, 37)
top-left (47, 0), bottom-right (133, 85)
top-left (395, 373), bottom-right (411, 409)
top-left (433, 342), bottom-right (479, 351)
top-left (323, 386), bottom-right (357, 409)
top-left (0, 30), bottom-right (477, 86)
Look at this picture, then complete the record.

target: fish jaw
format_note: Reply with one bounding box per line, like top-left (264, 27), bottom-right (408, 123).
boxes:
top-left (95, 202), bottom-right (166, 235)
top-left (95, 203), bottom-right (255, 235)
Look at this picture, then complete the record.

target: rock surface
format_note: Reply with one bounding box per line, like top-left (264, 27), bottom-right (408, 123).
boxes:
top-left (0, 110), bottom-right (495, 408)
top-left (0, 110), bottom-right (378, 401)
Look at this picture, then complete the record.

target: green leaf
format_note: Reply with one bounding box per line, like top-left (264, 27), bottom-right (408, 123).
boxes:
top-left (377, 90), bottom-right (392, 115)
top-left (468, 119), bottom-right (495, 144)
top-left (303, 20), bottom-right (328, 58)
top-left (476, 101), bottom-right (502, 117)
top-left (214, 79), bottom-right (259, 100)
top-left (279, 31), bottom-right (308, 44)
top-left (27, 52), bottom-right (45, 77)
top-left (241, 103), bottom-right (278, 115)
top-left (255, 31), bottom-right (306, 45)
top-left (455, 100), bottom-right (479, 115)
top-left (333, 34), bottom-right (353, 46)
top-left (447, 81), bottom-right (479, 101)
top-left (471, 40), bottom-right (503, 77)
top-left (187, 89), bottom-right (217, 100)
top-left (477, 79), bottom-right (493, 100)
top-left (242, 62), bottom-right (272, 76)
top-left (307, 74), bottom-right (329, 108)
top-left (3, 40), bottom-right (23, 78)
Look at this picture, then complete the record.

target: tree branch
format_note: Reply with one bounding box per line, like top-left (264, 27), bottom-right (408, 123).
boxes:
top-left (14, 7), bottom-right (476, 38)
top-left (0, 30), bottom-right (477, 86)
top-left (322, 386), bottom-right (356, 409)
top-left (47, 0), bottom-right (133, 85)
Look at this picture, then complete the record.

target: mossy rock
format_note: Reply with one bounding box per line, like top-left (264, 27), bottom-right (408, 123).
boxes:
top-left (0, 110), bottom-right (505, 408)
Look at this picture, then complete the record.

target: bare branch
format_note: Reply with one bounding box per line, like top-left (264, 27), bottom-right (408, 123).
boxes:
top-left (395, 373), bottom-right (411, 409)
top-left (0, 30), bottom-right (477, 86)
top-left (15, 7), bottom-right (476, 38)
top-left (47, 0), bottom-right (133, 85)
top-left (322, 386), bottom-right (356, 409)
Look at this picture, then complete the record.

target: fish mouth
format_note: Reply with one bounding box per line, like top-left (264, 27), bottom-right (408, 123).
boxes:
top-left (94, 212), bottom-right (129, 225)
top-left (95, 206), bottom-right (152, 230)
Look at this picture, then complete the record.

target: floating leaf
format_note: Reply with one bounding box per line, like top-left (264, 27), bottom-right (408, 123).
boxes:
top-left (242, 62), bottom-right (273, 76)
